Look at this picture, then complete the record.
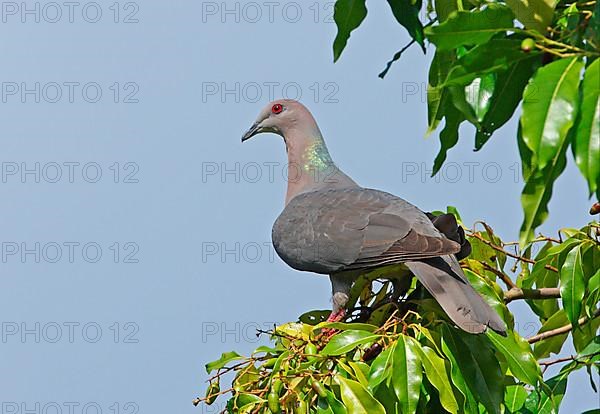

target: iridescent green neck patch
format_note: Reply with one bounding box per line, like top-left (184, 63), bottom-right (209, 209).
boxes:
top-left (303, 140), bottom-right (333, 172)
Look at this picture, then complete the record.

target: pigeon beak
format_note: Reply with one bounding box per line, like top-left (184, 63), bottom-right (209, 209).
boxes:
top-left (241, 122), bottom-right (261, 142)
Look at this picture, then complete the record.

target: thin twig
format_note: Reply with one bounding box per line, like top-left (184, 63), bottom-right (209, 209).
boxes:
top-left (528, 308), bottom-right (600, 344)
top-left (469, 232), bottom-right (559, 273)
top-left (539, 355), bottom-right (576, 367)
top-left (482, 262), bottom-right (517, 289)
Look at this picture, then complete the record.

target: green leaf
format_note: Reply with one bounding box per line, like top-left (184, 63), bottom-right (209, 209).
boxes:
top-left (465, 74), bottom-right (495, 123)
top-left (572, 58), bottom-right (600, 197)
top-left (476, 55), bottom-right (540, 150)
top-left (537, 369), bottom-right (569, 413)
top-left (424, 5), bottom-right (515, 51)
top-left (315, 322), bottom-right (378, 333)
top-left (444, 38), bottom-right (541, 88)
top-left (533, 310), bottom-right (570, 359)
top-left (560, 244), bottom-right (586, 328)
top-left (427, 50), bottom-right (457, 134)
top-left (324, 389), bottom-right (348, 414)
top-left (418, 346), bottom-right (459, 414)
top-left (392, 335), bottom-right (422, 414)
top-left (449, 84), bottom-right (480, 127)
top-left (433, 0), bottom-right (458, 22)
top-left (374, 383), bottom-right (401, 413)
top-left (486, 331), bottom-right (541, 386)
top-left (518, 127), bottom-right (569, 246)
top-left (578, 336), bottom-right (600, 358)
top-left (232, 392), bottom-right (265, 409)
top-left (386, 0), bottom-right (425, 49)
top-left (587, 268), bottom-right (600, 317)
top-left (322, 330), bottom-right (378, 356)
top-left (505, 0), bottom-right (559, 33)
top-left (441, 326), bottom-right (503, 414)
top-left (368, 347), bottom-right (393, 392)
top-left (521, 57), bottom-right (584, 169)
top-left (463, 268), bottom-right (509, 324)
top-left (573, 317), bottom-right (600, 353)
top-left (432, 102), bottom-right (464, 175)
top-left (335, 375), bottom-right (386, 414)
top-left (333, 0), bottom-right (367, 62)
top-left (299, 309), bottom-right (330, 325)
top-left (349, 361), bottom-right (370, 389)
top-left (205, 351), bottom-right (244, 374)
top-left (504, 384), bottom-right (528, 412)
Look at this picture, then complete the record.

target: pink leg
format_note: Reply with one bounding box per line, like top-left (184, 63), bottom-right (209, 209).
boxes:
top-left (326, 308), bottom-right (347, 322)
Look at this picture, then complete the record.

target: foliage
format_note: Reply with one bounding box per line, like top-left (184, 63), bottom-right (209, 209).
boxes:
top-left (332, 0), bottom-right (599, 246)
top-left (196, 217), bottom-right (600, 413)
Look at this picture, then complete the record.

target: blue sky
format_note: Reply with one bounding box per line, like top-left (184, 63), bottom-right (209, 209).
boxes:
top-left (0, 1), bottom-right (596, 412)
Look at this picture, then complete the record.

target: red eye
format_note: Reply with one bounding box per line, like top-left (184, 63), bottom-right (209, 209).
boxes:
top-left (272, 103), bottom-right (283, 114)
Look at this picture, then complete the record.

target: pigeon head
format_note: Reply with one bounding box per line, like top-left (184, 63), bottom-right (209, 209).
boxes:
top-left (241, 99), bottom-right (319, 142)
top-left (242, 100), bottom-right (358, 203)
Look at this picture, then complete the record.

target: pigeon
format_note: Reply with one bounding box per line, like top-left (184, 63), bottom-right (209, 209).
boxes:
top-left (242, 99), bottom-right (506, 335)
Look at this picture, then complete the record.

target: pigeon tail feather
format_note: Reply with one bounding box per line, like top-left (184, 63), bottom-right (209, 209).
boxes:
top-left (406, 257), bottom-right (507, 335)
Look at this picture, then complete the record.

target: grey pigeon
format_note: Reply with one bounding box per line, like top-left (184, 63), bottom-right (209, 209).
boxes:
top-left (242, 100), bottom-right (506, 335)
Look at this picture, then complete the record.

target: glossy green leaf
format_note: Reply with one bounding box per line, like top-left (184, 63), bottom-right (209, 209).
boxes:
top-left (442, 333), bottom-right (479, 413)
top-left (315, 321), bottom-right (378, 333)
top-left (463, 268), bottom-right (509, 324)
top-left (537, 369), bottom-right (568, 413)
top-left (504, 384), bottom-right (528, 412)
top-left (560, 244), bottom-right (586, 328)
top-left (486, 331), bottom-right (541, 386)
top-left (368, 347), bottom-right (393, 392)
top-left (433, 0), bottom-right (458, 22)
top-left (578, 335), bottom-right (600, 358)
top-left (392, 335), bottom-right (422, 414)
top-left (205, 351), bottom-right (244, 374)
top-left (444, 38), bottom-right (541, 88)
top-left (465, 74), bottom-right (495, 123)
top-left (432, 102), bottom-right (464, 175)
top-left (323, 389), bottom-right (348, 414)
top-left (521, 57), bottom-right (584, 169)
top-left (519, 129), bottom-right (569, 246)
top-left (506, 0), bottom-right (559, 33)
top-left (374, 383), bottom-right (401, 413)
top-left (573, 317), bottom-right (600, 353)
top-left (572, 58), bottom-right (600, 197)
top-left (441, 326), bottom-right (503, 414)
top-left (533, 310), bottom-right (570, 359)
top-left (427, 50), bottom-right (457, 134)
top-left (424, 5), bottom-right (515, 50)
top-left (349, 361), bottom-right (370, 389)
top-left (322, 330), bottom-right (378, 356)
top-left (335, 375), bottom-right (386, 414)
top-left (449, 84), bottom-right (480, 126)
top-left (333, 0), bottom-right (367, 62)
top-left (418, 346), bottom-right (459, 414)
top-left (386, 0), bottom-right (424, 49)
top-left (476, 55), bottom-right (540, 150)
top-left (587, 268), bottom-right (600, 317)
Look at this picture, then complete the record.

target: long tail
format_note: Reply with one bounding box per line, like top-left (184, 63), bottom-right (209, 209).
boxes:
top-left (406, 256), bottom-right (507, 335)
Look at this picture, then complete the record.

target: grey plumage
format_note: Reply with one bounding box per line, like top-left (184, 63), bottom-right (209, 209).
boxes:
top-left (272, 188), bottom-right (506, 335)
top-left (242, 99), bottom-right (506, 336)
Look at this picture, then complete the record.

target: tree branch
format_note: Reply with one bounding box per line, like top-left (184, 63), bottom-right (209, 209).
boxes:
top-left (528, 308), bottom-right (600, 344)
top-left (504, 287), bottom-right (561, 303)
